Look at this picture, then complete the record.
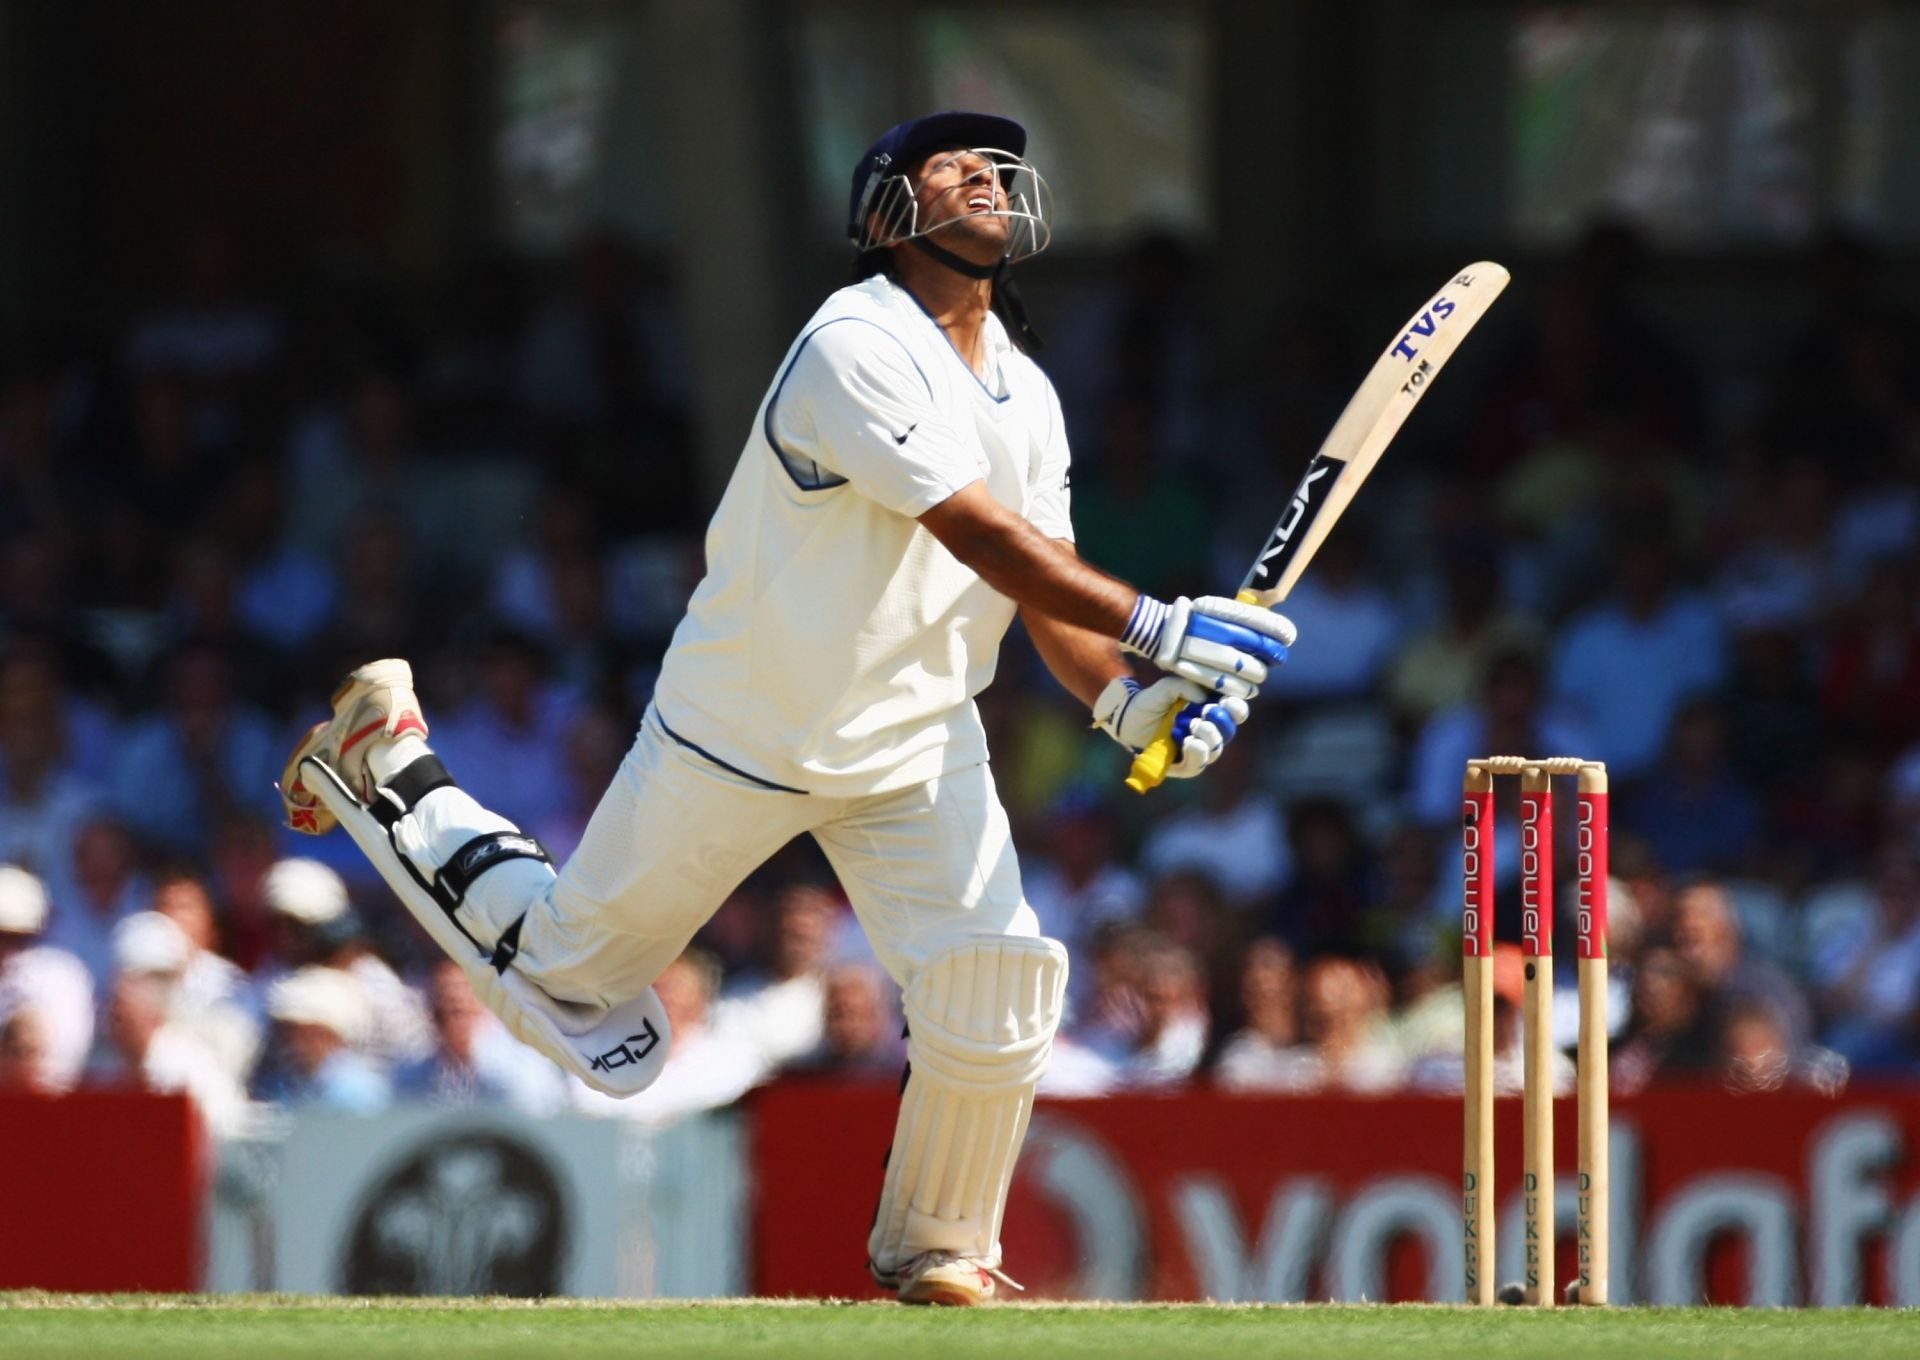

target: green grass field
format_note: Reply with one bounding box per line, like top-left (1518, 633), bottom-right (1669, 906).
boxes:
top-left (3, 1295), bottom-right (1917, 1360)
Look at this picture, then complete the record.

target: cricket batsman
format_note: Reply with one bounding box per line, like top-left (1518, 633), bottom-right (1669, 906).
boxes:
top-left (281, 111), bottom-right (1295, 1304)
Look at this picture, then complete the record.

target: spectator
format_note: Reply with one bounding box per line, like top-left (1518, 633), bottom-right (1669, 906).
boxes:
top-left (395, 960), bottom-right (564, 1114)
top-left (206, 812), bottom-right (279, 973)
top-left (95, 971), bottom-right (248, 1136)
top-left (1267, 799), bottom-right (1372, 958)
top-left (1295, 956), bottom-right (1405, 1093)
top-left (1388, 545), bottom-right (1544, 723)
top-left (518, 229), bottom-right (689, 457)
top-left (1044, 232), bottom-right (1207, 473)
top-left (711, 882), bottom-right (838, 1069)
top-left (1082, 941), bottom-right (1198, 1091)
top-left (425, 630), bottom-right (578, 832)
top-left (324, 514), bottom-right (424, 667)
top-left (1214, 938), bottom-right (1300, 1091)
top-left (488, 486), bottom-right (606, 651)
top-left (1361, 823), bottom-right (1450, 967)
top-left (1144, 869), bottom-right (1243, 1033)
top-left (263, 857), bottom-right (432, 1066)
top-left (1224, 956), bottom-right (1403, 1094)
top-left (1612, 946), bottom-right (1716, 1094)
top-left (1410, 944), bottom-right (1572, 1096)
top-left (1709, 455), bottom-right (1835, 644)
top-left (211, 463), bottom-right (339, 655)
top-left (1548, 534), bottom-right (1726, 779)
top-left (0, 1007), bottom-right (57, 1093)
top-left (1061, 922), bottom-right (1148, 1064)
top-left (1140, 732), bottom-right (1290, 906)
top-left (1069, 397), bottom-right (1211, 599)
top-left (1811, 840), bottom-right (1920, 1072)
top-left (110, 641), bottom-right (282, 858)
top-left (1720, 998), bottom-right (1848, 1096)
top-left (1112, 941), bottom-right (1209, 1088)
top-left (794, 963), bottom-right (904, 1078)
top-left (113, 904), bottom-right (259, 1086)
top-left (0, 642), bottom-right (105, 884)
top-left (1259, 536), bottom-right (1401, 702)
top-left (282, 370), bottom-right (446, 568)
top-left (1820, 558), bottom-right (1920, 750)
top-left (150, 868), bottom-right (261, 1078)
top-left (0, 865), bottom-right (93, 1090)
top-left (252, 965), bottom-right (390, 1114)
top-left (1670, 878), bottom-right (1812, 1052)
top-left (528, 698), bottom-right (633, 863)
top-left (576, 949), bottom-right (768, 1127)
top-left (1025, 786), bottom-right (1148, 1000)
top-left (1624, 701), bottom-right (1764, 876)
top-left (1408, 648), bottom-right (1594, 827)
top-left (42, 817), bottom-right (147, 982)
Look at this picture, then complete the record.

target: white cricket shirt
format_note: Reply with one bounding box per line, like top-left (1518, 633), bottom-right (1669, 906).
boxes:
top-left (651, 275), bottom-right (1072, 796)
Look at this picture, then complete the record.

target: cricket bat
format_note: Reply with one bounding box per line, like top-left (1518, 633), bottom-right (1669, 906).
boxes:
top-left (1125, 261), bottom-right (1511, 793)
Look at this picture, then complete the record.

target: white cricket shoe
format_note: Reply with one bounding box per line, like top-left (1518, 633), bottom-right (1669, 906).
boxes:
top-left (280, 659), bottom-right (430, 836)
top-left (880, 1252), bottom-right (1022, 1307)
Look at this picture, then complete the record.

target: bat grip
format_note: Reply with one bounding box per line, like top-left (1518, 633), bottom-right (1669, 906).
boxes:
top-left (1123, 589), bottom-right (1267, 795)
top-left (1124, 714), bottom-right (1179, 794)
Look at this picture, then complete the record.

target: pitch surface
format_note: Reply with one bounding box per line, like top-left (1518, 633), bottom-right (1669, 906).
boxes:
top-left (3, 1294), bottom-right (1915, 1358)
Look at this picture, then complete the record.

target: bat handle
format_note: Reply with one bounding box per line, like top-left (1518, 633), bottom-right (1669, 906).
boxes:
top-left (1123, 590), bottom-right (1269, 795)
top-left (1124, 715), bottom-right (1179, 794)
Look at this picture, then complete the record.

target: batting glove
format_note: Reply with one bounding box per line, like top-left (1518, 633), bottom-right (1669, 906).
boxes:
top-left (1118, 595), bottom-right (1296, 701)
top-left (1093, 675), bottom-right (1246, 778)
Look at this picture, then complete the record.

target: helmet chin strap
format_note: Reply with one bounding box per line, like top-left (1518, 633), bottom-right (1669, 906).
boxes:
top-left (905, 235), bottom-right (1046, 355)
top-left (908, 233), bottom-right (998, 280)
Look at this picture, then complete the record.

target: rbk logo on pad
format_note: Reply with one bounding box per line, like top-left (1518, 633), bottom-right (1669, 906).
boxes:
top-left (588, 1020), bottom-right (662, 1073)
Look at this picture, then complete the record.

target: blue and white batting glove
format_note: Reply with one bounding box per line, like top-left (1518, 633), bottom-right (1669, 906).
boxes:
top-left (1093, 675), bottom-right (1247, 778)
top-left (1118, 595), bottom-right (1296, 702)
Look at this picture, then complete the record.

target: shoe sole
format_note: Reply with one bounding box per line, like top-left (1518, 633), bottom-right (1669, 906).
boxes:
top-left (898, 1281), bottom-right (988, 1307)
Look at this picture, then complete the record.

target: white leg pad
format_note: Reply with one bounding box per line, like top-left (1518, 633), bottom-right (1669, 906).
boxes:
top-left (868, 936), bottom-right (1068, 1274)
top-left (301, 755), bottom-right (671, 1097)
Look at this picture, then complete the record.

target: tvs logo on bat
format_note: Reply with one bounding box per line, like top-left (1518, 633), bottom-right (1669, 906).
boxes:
top-left (1391, 295), bottom-right (1458, 361)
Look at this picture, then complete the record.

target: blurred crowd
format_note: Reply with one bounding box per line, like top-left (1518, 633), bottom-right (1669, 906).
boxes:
top-left (3, 217), bottom-right (1920, 1138)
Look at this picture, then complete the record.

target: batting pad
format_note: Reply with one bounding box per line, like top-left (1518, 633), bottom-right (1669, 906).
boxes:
top-left (300, 756), bottom-right (672, 1098)
top-left (869, 936), bottom-right (1068, 1273)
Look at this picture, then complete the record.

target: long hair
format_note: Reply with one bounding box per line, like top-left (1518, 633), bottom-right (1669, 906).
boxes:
top-left (849, 248), bottom-right (899, 283)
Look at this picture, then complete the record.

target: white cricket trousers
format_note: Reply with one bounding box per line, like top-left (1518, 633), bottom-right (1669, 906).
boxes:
top-left (456, 707), bottom-right (1042, 1005)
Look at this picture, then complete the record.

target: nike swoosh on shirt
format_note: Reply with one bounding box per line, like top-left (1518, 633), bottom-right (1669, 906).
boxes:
top-left (893, 424), bottom-right (917, 445)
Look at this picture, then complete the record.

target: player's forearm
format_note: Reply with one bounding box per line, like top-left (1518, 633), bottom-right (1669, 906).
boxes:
top-left (920, 482), bottom-right (1138, 636)
top-left (1022, 605), bottom-right (1131, 709)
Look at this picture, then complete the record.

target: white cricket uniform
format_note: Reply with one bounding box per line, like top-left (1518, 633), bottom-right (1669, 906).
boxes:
top-left (463, 275), bottom-right (1072, 1002)
top-left (654, 274), bottom-right (1072, 794)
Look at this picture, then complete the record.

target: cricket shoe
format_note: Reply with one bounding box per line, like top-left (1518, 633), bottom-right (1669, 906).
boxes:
top-left (280, 659), bottom-right (430, 835)
top-left (876, 1252), bottom-right (1023, 1307)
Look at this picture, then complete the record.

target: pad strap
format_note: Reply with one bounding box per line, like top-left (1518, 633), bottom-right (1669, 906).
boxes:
top-left (437, 832), bottom-right (552, 910)
top-left (490, 913), bottom-right (526, 974)
top-left (370, 754), bottom-right (457, 829)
